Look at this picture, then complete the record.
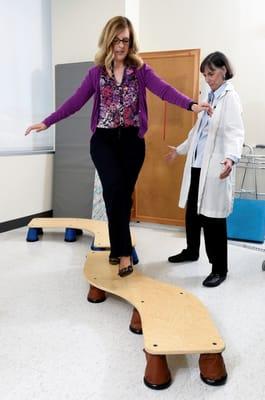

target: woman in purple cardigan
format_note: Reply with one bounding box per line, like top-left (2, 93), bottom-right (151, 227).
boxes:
top-left (26, 16), bottom-right (211, 277)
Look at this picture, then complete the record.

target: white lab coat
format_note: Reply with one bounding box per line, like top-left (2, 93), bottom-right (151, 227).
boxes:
top-left (177, 82), bottom-right (244, 218)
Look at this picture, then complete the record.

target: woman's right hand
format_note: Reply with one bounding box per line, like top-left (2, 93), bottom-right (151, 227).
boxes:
top-left (165, 145), bottom-right (178, 162)
top-left (25, 122), bottom-right (47, 136)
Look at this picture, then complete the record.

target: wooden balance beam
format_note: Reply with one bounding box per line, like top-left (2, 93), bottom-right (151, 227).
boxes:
top-left (84, 251), bottom-right (227, 390)
top-left (27, 217), bottom-right (110, 247)
top-left (26, 218), bottom-right (137, 260)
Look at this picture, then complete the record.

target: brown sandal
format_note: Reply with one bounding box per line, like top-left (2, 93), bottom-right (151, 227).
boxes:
top-left (118, 264), bottom-right (133, 277)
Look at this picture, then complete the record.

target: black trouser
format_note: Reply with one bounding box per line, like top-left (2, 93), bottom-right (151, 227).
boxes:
top-left (90, 127), bottom-right (145, 257)
top-left (185, 167), bottom-right (228, 275)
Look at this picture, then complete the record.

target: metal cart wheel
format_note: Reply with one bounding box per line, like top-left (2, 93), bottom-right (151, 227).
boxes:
top-left (262, 260), bottom-right (265, 271)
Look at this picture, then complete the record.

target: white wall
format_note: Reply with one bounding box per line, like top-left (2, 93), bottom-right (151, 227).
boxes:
top-left (51, 0), bottom-right (125, 65)
top-left (139, 0), bottom-right (265, 145)
top-left (0, 154), bottom-right (53, 222)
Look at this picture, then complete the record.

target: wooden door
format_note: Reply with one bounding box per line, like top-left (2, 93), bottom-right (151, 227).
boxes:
top-left (132, 49), bottom-right (200, 226)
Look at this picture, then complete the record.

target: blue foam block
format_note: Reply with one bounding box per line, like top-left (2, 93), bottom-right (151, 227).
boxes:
top-left (227, 198), bottom-right (265, 243)
top-left (64, 228), bottom-right (77, 242)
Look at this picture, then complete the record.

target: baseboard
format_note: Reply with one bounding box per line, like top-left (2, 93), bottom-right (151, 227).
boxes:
top-left (0, 210), bottom-right (53, 233)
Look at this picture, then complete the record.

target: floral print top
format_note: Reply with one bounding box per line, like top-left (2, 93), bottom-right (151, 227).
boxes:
top-left (97, 65), bottom-right (140, 129)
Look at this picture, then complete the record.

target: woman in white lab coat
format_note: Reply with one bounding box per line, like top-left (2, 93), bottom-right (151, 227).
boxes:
top-left (167, 51), bottom-right (244, 287)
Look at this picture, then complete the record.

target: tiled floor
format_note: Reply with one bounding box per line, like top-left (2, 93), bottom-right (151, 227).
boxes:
top-left (0, 223), bottom-right (265, 400)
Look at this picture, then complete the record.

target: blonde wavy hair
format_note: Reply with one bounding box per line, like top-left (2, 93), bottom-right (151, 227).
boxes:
top-left (95, 16), bottom-right (143, 73)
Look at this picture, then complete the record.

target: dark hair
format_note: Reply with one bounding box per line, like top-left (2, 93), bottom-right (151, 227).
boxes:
top-left (200, 51), bottom-right (234, 80)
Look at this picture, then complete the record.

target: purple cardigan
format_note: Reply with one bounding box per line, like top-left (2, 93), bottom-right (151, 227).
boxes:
top-left (43, 63), bottom-right (193, 138)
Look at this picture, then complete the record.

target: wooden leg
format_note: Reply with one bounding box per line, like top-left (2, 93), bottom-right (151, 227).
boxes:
top-left (87, 285), bottom-right (106, 303)
top-left (129, 307), bottom-right (143, 334)
top-left (143, 350), bottom-right (171, 390)
top-left (199, 353), bottom-right (227, 386)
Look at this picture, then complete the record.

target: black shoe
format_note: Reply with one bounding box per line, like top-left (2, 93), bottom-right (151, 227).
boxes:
top-left (168, 249), bottom-right (199, 263)
top-left (202, 273), bottom-right (227, 288)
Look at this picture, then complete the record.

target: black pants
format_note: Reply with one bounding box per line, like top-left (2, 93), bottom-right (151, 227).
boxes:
top-left (90, 127), bottom-right (145, 257)
top-left (185, 168), bottom-right (228, 275)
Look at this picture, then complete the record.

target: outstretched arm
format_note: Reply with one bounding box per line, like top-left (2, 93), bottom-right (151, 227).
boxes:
top-left (144, 64), bottom-right (212, 114)
top-left (25, 122), bottom-right (47, 136)
top-left (43, 69), bottom-right (96, 128)
top-left (25, 67), bottom-right (97, 135)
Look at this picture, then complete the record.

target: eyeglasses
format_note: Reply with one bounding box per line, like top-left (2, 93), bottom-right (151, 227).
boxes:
top-left (112, 37), bottom-right (130, 46)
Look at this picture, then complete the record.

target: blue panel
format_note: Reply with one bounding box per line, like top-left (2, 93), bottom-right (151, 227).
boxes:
top-left (227, 199), bottom-right (265, 243)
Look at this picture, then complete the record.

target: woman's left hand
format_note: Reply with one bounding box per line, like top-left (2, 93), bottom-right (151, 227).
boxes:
top-left (219, 158), bottom-right (233, 179)
top-left (192, 102), bottom-right (213, 116)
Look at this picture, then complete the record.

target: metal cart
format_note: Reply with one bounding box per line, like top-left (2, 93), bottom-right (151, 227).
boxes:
top-left (229, 144), bottom-right (265, 270)
top-left (235, 144), bottom-right (265, 200)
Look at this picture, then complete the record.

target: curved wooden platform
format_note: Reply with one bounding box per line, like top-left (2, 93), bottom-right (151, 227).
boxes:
top-left (27, 217), bottom-right (135, 248)
top-left (84, 251), bottom-right (227, 389)
top-left (84, 251), bottom-right (224, 355)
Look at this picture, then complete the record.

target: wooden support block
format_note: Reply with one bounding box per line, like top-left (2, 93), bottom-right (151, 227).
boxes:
top-left (129, 307), bottom-right (143, 334)
top-left (199, 353), bottom-right (227, 386)
top-left (143, 350), bottom-right (171, 390)
top-left (87, 285), bottom-right (106, 303)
